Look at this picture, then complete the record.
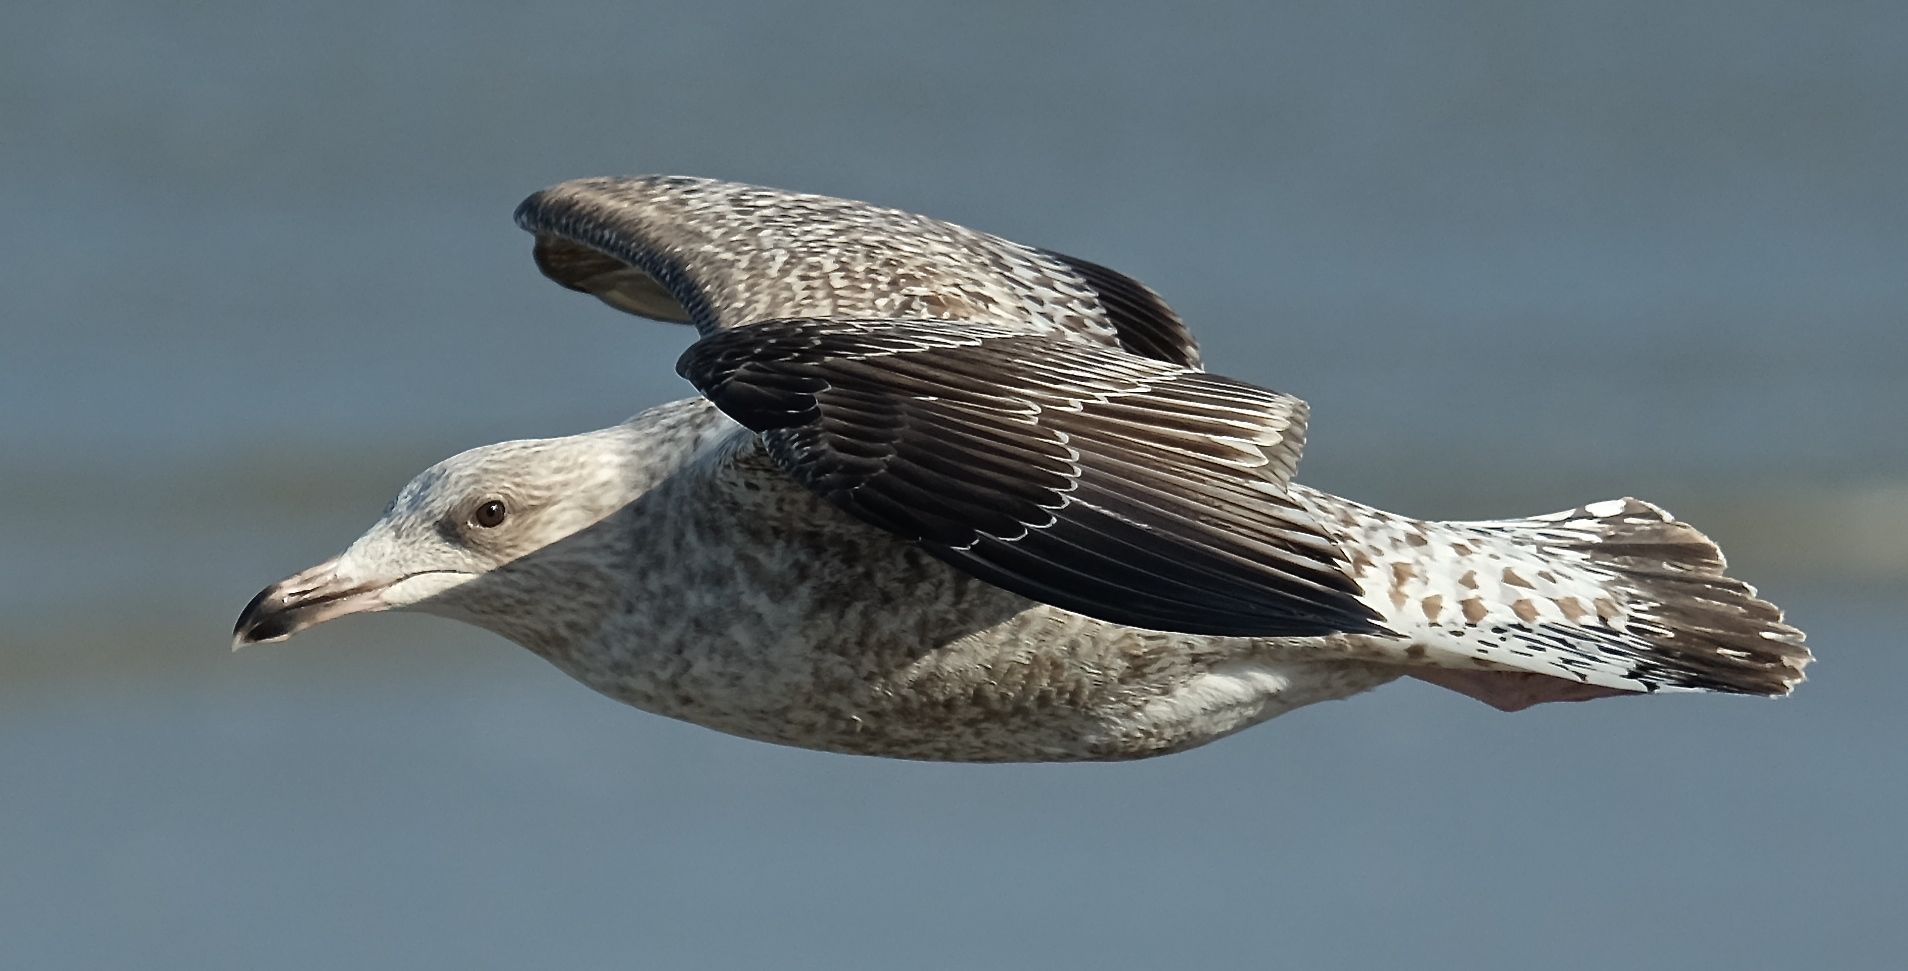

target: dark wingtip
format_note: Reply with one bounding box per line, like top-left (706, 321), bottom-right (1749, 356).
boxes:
top-left (1041, 249), bottom-right (1202, 369)
top-left (511, 190), bottom-right (545, 232)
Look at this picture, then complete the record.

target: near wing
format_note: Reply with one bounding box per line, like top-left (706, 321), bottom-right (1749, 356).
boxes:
top-left (678, 318), bottom-right (1385, 638)
top-left (515, 175), bottom-right (1202, 367)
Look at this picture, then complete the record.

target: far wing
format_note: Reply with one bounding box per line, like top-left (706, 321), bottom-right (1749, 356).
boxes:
top-left (678, 318), bottom-right (1384, 638)
top-left (516, 175), bottom-right (1202, 367)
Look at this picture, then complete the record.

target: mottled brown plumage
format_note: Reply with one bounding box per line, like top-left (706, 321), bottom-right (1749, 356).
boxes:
top-left (517, 175), bottom-right (1203, 366)
top-left (233, 175), bottom-right (1810, 762)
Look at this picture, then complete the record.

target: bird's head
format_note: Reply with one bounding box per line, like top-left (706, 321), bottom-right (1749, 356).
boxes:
top-left (232, 427), bottom-right (645, 650)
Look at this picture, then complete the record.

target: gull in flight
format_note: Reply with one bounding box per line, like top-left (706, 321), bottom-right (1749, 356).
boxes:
top-left (234, 176), bottom-right (1810, 762)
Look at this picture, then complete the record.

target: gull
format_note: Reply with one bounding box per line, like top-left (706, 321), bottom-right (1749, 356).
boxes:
top-left (234, 176), bottom-right (1811, 762)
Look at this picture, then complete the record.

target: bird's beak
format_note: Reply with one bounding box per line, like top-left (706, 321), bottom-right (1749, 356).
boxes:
top-left (232, 556), bottom-right (393, 649)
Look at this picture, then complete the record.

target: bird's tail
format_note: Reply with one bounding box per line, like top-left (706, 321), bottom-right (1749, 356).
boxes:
top-left (1302, 489), bottom-right (1812, 697)
top-left (1467, 498), bottom-right (1810, 694)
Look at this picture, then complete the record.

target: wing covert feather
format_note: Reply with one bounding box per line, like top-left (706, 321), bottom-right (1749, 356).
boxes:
top-left (678, 318), bottom-right (1384, 638)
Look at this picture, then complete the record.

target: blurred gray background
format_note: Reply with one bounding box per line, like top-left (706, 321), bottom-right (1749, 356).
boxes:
top-left (4, 1), bottom-right (1904, 967)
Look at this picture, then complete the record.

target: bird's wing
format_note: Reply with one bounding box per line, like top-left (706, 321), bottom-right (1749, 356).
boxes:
top-left (514, 175), bottom-right (1202, 367)
top-left (678, 318), bottom-right (1384, 638)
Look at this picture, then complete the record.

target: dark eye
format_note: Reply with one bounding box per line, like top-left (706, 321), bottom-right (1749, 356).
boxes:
top-left (471, 498), bottom-right (508, 529)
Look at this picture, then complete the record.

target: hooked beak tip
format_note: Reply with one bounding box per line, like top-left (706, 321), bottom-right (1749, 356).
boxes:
top-left (232, 557), bottom-right (380, 650)
top-left (232, 582), bottom-right (304, 649)
top-left (232, 583), bottom-right (285, 649)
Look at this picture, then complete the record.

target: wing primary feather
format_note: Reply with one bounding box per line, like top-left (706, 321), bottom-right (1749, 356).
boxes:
top-left (1038, 249), bottom-right (1203, 368)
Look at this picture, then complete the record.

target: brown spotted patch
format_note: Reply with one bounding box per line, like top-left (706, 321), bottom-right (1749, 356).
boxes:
top-left (1461, 597), bottom-right (1488, 623)
top-left (1458, 569), bottom-right (1478, 590)
top-left (1595, 597), bottom-right (1622, 623)
top-left (1405, 531), bottom-right (1428, 547)
top-left (1502, 567), bottom-right (1533, 588)
top-left (1348, 548), bottom-right (1375, 575)
top-left (1405, 643), bottom-right (1428, 659)
top-left (1391, 562), bottom-right (1416, 586)
top-left (1421, 595), bottom-right (1444, 623)
top-left (1537, 570), bottom-right (1558, 583)
top-left (1450, 542), bottom-right (1474, 556)
top-left (1511, 599), bottom-right (1540, 623)
top-left (1555, 596), bottom-right (1589, 623)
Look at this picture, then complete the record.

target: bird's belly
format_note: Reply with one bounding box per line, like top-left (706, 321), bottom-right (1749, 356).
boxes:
top-left (541, 450), bottom-right (1393, 761)
top-left (556, 493), bottom-right (1218, 758)
top-left (571, 536), bottom-right (1394, 760)
top-left (582, 548), bottom-right (1159, 758)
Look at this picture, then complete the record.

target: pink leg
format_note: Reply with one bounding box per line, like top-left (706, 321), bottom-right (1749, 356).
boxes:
top-left (1409, 668), bottom-right (1636, 712)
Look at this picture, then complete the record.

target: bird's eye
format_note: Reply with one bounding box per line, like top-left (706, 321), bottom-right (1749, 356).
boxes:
top-left (471, 498), bottom-right (509, 529)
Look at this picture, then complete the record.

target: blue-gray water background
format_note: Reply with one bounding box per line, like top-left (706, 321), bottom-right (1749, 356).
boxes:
top-left (5, 2), bottom-right (1905, 967)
